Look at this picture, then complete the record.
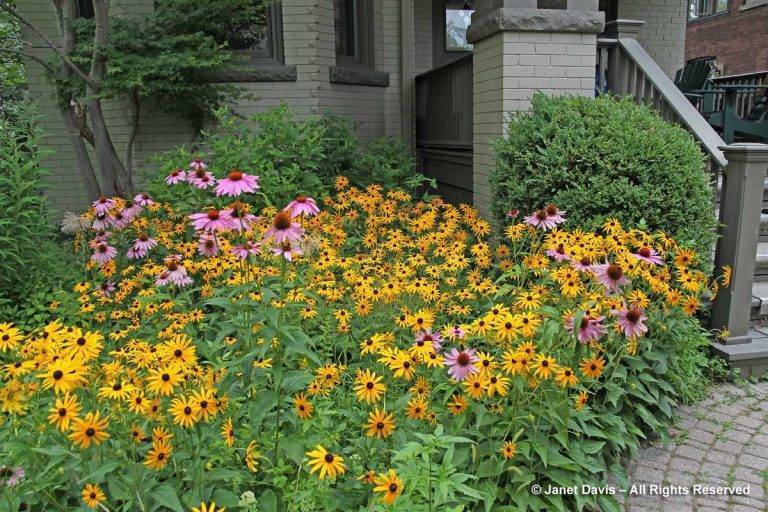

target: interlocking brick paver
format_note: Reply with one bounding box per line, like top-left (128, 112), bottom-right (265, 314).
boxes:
top-left (621, 381), bottom-right (768, 512)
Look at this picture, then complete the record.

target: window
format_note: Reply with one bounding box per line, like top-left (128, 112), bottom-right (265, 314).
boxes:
top-left (688, 0), bottom-right (728, 20)
top-left (445, 0), bottom-right (474, 52)
top-left (229, 4), bottom-right (285, 65)
top-left (334, 0), bottom-right (374, 68)
top-left (76, 0), bottom-right (94, 19)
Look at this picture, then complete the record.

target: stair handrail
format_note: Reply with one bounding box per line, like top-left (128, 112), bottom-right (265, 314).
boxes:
top-left (601, 20), bottom-right (728, 168)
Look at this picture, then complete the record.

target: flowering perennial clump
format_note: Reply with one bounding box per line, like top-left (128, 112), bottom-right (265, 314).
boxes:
top-left (0, 162), bottom-right (726, 511)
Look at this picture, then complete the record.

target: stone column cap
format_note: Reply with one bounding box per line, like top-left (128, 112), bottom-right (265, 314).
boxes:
top-left (467, 7), bottom-right (605, 43)
top-left (719, 143), bottom-right (768, 162)
top-left (604, 19), bottom-right (645, 38)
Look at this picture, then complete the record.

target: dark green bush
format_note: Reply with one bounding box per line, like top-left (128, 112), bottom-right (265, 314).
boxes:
top-left (491, 93), bottom-right (716, 258)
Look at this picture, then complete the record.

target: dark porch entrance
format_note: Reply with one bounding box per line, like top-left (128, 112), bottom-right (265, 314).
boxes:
top-left (414, 53), bottom-right (474, 205)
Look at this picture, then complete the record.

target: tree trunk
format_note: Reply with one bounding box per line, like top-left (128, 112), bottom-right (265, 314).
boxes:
top-left (87, 0), bottom-right (133, 196)
top-left (126, 91), bottom-right (140, 188)
top-left (60, 105), bottom-right (101, 200)
top-left (55, 0), bottom-right (101, 200)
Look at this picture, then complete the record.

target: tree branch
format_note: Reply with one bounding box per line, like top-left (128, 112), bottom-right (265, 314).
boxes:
top-left (0, 0), bottom-right (97, 87)
top-left (0, 46), bottom-right (57, 75)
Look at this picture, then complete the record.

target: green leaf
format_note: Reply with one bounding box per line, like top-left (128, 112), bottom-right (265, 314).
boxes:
top-left (258, 488), bottom-right (277, 512)
top-left (153, 484), bottom-right (185, 512)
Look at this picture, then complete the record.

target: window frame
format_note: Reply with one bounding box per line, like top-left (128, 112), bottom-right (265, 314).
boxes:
top-left (431, 0), bottom-right (474, 68)
top-left (687, 0), bottom-right (729, 22)
top-left (443, 0), bottom-right (474, 54)
top-left (234, 3), bottom-right (286, 66)
top-left (334, 0), bottom-right (375, 70)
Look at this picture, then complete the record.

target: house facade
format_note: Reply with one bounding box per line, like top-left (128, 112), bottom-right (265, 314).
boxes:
top-left (20, 0), bottom-right (687, 216)
top-left (685, 0), bottom-right (767, 75)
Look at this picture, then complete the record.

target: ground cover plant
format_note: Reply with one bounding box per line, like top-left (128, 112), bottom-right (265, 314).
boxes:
top-left (0, 160), bottom-right (725, 511)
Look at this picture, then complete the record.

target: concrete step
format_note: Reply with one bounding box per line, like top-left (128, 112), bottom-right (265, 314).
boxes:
top-left (752, 282), bottom-right (768, 320)
top-left (760, 213), bottom-right (768, 243)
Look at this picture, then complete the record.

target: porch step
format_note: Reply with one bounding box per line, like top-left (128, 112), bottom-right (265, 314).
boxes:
top-left (751, 282), bottom-right (768, 320)
top-left (760, 213), bottom-right (768, 243)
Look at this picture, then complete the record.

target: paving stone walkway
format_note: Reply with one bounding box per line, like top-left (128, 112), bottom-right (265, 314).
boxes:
top-left (620, 380), bottom-right (768, 511)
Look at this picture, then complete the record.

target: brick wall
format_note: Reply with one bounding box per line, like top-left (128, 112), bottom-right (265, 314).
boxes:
top-left (685, 0), bottom-right (768, 74)
top-left (472, 30), bottom-right (596, 216)
top-left (18, 0), bottom-right (403, 214)
top-left (619, 0), bottom-right (688, 78)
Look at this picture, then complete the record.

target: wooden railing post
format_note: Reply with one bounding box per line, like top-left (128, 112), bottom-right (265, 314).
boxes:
top-left (711, 143), bottom-right (768, 345)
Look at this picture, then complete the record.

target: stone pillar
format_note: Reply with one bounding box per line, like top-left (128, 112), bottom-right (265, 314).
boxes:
top-left (710, 144), bottom-right (768, 377)
top-left (618, 0), bottom-right (687, 79)
top-left (711, 144), bottom-right (768, 344)
top-left (466, 1), bottom-right (604, 217)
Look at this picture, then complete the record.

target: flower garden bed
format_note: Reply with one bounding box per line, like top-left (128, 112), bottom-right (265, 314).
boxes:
top-left (0, 163), bottom-right (724, 511)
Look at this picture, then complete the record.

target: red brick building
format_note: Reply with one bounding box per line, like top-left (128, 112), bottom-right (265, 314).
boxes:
top-left (685, 0), bottom-right (768, 75)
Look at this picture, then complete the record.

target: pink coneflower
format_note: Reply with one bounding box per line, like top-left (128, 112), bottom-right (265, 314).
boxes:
top-left (232, 240), bottom-right (261, 260)
top-left (565, 314), bottom-right (606, 343)
top-left (133, 193), bottom-right (154, 207)
top-left (506, 209), bottom-right (519, 219)
top-left (546, 243), bottom-right (570, 261)
top-left (444, 347), bottom-right (479, 381)
top-left (92, 196), bottom-right (115, 215)
top-left (632, 246), bottom-right (663, 265)
top-left (189, 209), bottom-right (234, 232)
top-left (215, 170), bottom-right (260, 197)
top-left (198, 233), bottom-right (219, 257)
top-left (133, 233), bottom-right (157, 252)
top-left (97, 281), bottom-right (116, 297)
top-left (2, 466), bottom-right (25, 487)
top-left (271, 241), bottom-right (303, 261)
top-left (612, 307), bottom-right (648, 338)
top-left (189, 168), bottom-right (216, 190)
top-left (523, 204), bottom-right (566, 230)
top-left (285, 195), bottom-right (320, 218)
top-left (91, 242), bottom-right (117, 264)
top-left (165, 168), bottom-right (187, 185)
top-left (447, 325), bottom-right (466, 340)
top-left (110, 210), bottom-right (130, 230)
top-left (163, 260), bottom-right (192, 287)
top-left (189, 158), bottom-right (207, 172)
top-left (122, 204), bottom-right (142, 221)
top-left (155, 271), bottom-right (170, 287)
top-left (92, 212), bottom-right (111, 231)
top-left (127, 246), bottom-right (146, 260)
top-left (415, 330), bottom-right (443, 351)
top-left (226, 202), bottom-right (259, 232)
top-left (593, 263), bottom-right (630, 293)
top-left (571, 255), bottom-right (594, 273)
top-left (264, 211), bottom-right (304, 243)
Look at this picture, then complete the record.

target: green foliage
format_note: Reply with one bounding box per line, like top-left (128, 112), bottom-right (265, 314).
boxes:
top-left (0, 104), bottom-right (77, 327)
top-left (147, 105), bottom-right (422, 209)
top-left (491, 93), bottom-right (717, 259)
top-left (63, 0), bottom-right (267, 118)
top-left (0, 3), bottom-right (26, 119)
top-left (653, 313), bottom-right (714, 403)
